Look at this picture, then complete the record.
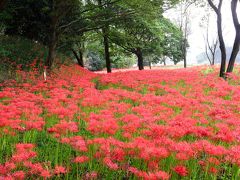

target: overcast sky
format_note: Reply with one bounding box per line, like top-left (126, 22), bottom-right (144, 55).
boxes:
top-left (165, 1), bottom-right (240, 65)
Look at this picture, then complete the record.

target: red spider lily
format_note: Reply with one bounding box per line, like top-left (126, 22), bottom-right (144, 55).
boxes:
top-left (40, 170), bottom-right (52, 178)
top-left (73, 156), bottom-right (89, 163)
top-left (103, 157), bottom-right (119, 170)
top-left (0, 63), bottom-right (240, 179)
top-left (173, 165), bottom-right (188, 176)
top-left (47, 120), bottom-right (78, 136)
top-left (61, 136), bottom-right (88, 152)
top-left (54, 166), bottom-right (67, 175)
top-left (12, 171), bottom-right (25, 180)
top-left (85, 171), bottom-right (98, 179)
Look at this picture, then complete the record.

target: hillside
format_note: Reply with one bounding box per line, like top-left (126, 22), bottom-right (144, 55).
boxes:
top-left (0, 65), bottom-right (240, 179)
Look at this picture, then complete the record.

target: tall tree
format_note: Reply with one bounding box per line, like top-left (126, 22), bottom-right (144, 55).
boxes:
top-left (202, 14), bottom-right (218, 65)
top-left (97, 0), bottom-right (112, 73)
top-left (172, 0), bottom-right (196, 68)
top-left (1, 0), bottom-right (81, 69)
top-left (205, 35), bottom-right (218, 66)
top-left (207, 0), bottom-right (226, 78)
top-left (110, 17), bottom-right (184, 69)
top-left (110, 18), bottom-right (158, 70)
top-left (227, 0), bottom-right (240, 73)
top-left (207, 0), bottom-right (240, 76)
top-left (44, 0), bottom-right (81, 69)
top-left (1, 0), bottom-right (182, 72)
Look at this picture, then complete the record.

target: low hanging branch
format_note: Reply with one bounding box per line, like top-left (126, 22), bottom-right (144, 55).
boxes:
top-left (59, 0), bottom-right (123, 31)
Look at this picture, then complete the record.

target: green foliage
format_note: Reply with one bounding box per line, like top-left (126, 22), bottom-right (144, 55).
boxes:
top-left (0, 35), bottom-right (71, 82)
top-left (0, 0), bottom-right (183, 71)
top-left (0, 36), bottom-right (47, 66)
top-left (112, 55), bottom-right (135, 69)
top-left (86, 51), bottom-right (105, 71)
top-left (1, 0), bottom-right (50, 44)
top-left (0, 35), bottom-right (46, 82)
top-left (110, 15), bottom-right (184, 65)
top-left (0, 36), bottom-right (45, 81)
top-left (160, 18), bottom-right (185, 65)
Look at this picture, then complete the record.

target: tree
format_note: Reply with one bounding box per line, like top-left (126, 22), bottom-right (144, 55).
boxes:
top-left (1, 0), bottom-right (81, 69)
top-left (207, 0), bottom-right (226, 78)
top-left (205, 35), bottom-right (218, 66)
top-left (201, 14), bottom-right (219, 65)
top-left (90, 0), bottom-right (180, 71)
top-left (64, 0), bottom-right (136, 72)
top-left (207, 0), bottom-right (240, 77)
top-left (110, 16), bottom-right (184, 70)
top-left (71, 44), bottom-right (84, 67)
top-left (171, 0), bottom-right (196, 68)
top-left (226, 0), bottom-right (240, 73)
top-left (97, 0), bottom-right (112, 73)
top-left (44, 0), bottom-right (82, 69)
top-left (162, 19), bottom-right (186, 65)
top-left (1, 0), bottom-right (182, 72)
top-left (2, 0), bottom-right (50, 42)
top-left (110, 18), bottom-right (159, 70)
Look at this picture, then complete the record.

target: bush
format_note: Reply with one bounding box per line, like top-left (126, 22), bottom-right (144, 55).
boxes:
top-left (86, 51), bottom-right (105, 71)
top-left (112, 55), bottom-right (135, 69)
top-left (0, 35), bottom-right (48, 82)
top-left (0, 35), bottom-right (48, 68)
top-left (0, 35), bottom-right (73, 82)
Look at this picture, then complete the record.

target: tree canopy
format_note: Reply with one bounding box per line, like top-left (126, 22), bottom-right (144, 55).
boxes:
top-left (0, 0), bottom-right (185, 72)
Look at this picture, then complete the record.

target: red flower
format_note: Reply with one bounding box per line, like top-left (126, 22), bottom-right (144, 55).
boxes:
top-left (40, 170), bottom-right (51, 178)
top-left (73, 156), bottom-right (89, 163)
top-left (103, 157), bottom-right (119, 170)
top-left (54, 166), bottom-right (67, 175)
top-left (12, 171), bottom-right (25, 180)
top-left (173, 165), bottom-right (188, 176)
top-left (85, 171), bottom-right (98, 179)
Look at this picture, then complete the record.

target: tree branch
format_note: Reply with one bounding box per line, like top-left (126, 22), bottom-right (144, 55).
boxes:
top-left (207, 0), bottom-right (218, 13)
top-left (58, 0), bottom-right (122, 30)
top-left (231, 0), bottom-right (240, 29)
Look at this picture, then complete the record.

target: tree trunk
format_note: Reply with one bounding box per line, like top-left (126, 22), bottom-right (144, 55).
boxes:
top-left (149, 61), bottom-right (152, 69)
top-left (102, 26), bottom-right (111, 73)
top-left (207, 0), bottom-right (226, 78)
top-left (45, 22), bottom-right (58, 70)
top-left (183, 27), bottom-right (187, 68)
top-left (72, 49), bottom-right (84, 67)
top-left (212, 55), bottom-right (215, 66)
top-left (79, 50), bottom-right (84, 67)
top-left (0, 0), bottom-right (7, 11)
top-left (183, 49), bottom-right (187, 68)
top-left (227, 32), bottom-right (240, 73)
top-left (98, 0), bottom-right (111, 73)
top-left (163, 59), bottom-right (166, 66)
top-left (212, 40), bottom-right (218, 66)
top-left (227, 0), bottom-right (240, 73)
top-left (181, 37), bottom-right (187, 68)
top-left (136, 48), bottom-right (144, 70)
top-left (217, 12), bottom-right (227, 78)
top-left (209, 0), bottom-right (226, 77)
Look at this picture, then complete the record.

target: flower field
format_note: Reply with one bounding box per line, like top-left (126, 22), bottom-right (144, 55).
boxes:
top-left (1, 65), bottom-right (240, 179)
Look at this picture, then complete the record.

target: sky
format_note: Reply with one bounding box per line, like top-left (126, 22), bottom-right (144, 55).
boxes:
top-left (164, 1), bottom-right (240, 65)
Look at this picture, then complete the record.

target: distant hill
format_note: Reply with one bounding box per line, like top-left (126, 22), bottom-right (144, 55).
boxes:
top-left (196, 47), bottom-right (240, 64)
